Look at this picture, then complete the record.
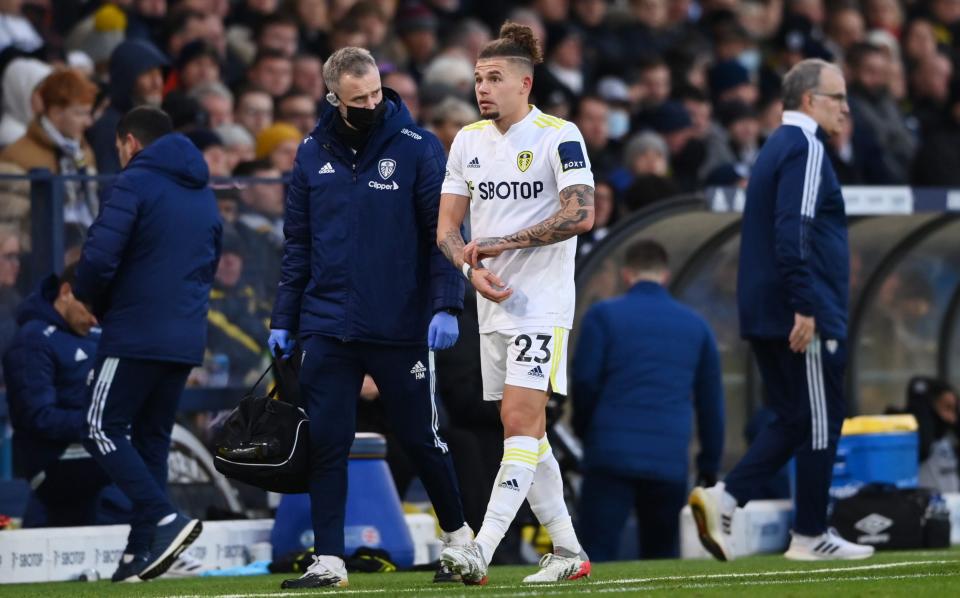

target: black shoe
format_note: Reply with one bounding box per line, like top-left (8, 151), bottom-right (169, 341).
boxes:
top-left (111, 553), bottom-right (149, 582)
top-left (139, 515), bottom-right (203, 580)
top-left (433, 562), bottom-right (462, 583)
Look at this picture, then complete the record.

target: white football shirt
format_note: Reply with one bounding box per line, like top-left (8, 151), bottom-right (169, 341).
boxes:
top-left (442, 106), bottom-right (595, 333)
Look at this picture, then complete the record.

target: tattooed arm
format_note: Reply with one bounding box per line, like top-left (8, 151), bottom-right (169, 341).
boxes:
top-left (463, 184), bottom-right (595, 266)
top-left (437, 192), bottom-right (513, 303)
top-left (437, 193), bottom-right (469, 269)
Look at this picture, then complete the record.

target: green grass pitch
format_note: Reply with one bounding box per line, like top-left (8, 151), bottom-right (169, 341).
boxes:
top-left (1, 549), bottom-right (958, 597)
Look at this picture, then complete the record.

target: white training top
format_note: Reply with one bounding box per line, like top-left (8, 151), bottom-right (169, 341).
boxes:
top-left (441, 106), bottom-right (595, 333)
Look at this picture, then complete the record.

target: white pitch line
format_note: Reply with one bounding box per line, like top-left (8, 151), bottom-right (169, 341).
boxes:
top-left (161, 558), bottom-right (958, 598)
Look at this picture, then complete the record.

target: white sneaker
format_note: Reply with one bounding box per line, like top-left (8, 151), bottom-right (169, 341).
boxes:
top-left (163, 553), bottom-right (206, 578)
top-left (522, 550), bottom-right (591, 583)
top-left (689, 482), bottom-right (737, 561)
top-left (280, 555), bottom-right (349, 589)
top-left (440, 523), bottom-right (474, 547)
top-left (434, 524), bottom-right (474, 583)
top-left (439, 541), bottom-right (488, 585)
top-left (784, 528), bottom-right (875, 561)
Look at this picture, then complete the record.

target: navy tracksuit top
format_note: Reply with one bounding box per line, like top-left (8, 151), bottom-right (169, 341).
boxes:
top-left (737, 111), bottom-right (850, 340)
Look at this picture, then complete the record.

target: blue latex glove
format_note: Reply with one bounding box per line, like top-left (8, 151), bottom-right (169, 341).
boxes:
top-left (428, 311), bottom-right (459, 351)
top-left (268, 329), bottom-right (295, 358)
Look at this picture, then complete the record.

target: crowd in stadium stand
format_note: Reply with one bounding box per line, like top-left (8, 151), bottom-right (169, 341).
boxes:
top-left (1, 0), bottom-right (960, 387)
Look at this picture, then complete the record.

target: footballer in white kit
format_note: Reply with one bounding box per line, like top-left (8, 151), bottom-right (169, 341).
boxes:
top-left (443, 107), bottom-right (593, 399)
top-left (436, 22), bottom-right (595, 587)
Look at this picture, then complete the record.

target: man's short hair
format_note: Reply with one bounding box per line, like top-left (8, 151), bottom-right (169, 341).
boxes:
top-left (233, 158), bottom-right (275, 177)
top-left (117, 106), bottom-right (173, 146)
top-left (624, 240), bottom-right (669, 272)
top-left (845, 42), bottom-right (884, 71)
top-left (781, 59), bottom-right (835, 110)
top-left (252, 48), bottom-right (291, 68)
top-left (323, 46), bottom-right (377, 93)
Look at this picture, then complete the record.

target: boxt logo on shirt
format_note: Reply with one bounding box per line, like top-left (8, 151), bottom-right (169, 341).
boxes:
top-left (558, 141), bottom-right (586, 172)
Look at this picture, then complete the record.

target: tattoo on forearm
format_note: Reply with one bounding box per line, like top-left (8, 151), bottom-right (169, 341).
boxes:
top-left (439, 229), bottom-right (465, 267)
top-left (502, 184), bottom-right (594, 249)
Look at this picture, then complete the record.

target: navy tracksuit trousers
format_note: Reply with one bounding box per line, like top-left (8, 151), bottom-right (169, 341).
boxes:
top-left (300, 335), bottom-right (465, 556)
top-left (82, 355), bottom-right (191, 555)
top-left (724, 336), bottom-right (846, 536)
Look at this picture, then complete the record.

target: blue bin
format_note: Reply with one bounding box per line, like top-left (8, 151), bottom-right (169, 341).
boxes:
top-left (830, 431), bottom-right (918, 499)
top-left (270, 433), bottom-right (415, 568)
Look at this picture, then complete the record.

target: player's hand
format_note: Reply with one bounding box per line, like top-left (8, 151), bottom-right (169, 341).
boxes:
top-left (464, 237), bottom-right (508, 266)
top-left (789, 313), bottom-right (816, 353)
top-left (469, 267), bottom-right (513, 303)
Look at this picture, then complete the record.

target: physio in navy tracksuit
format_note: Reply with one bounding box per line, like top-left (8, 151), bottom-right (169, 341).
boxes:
top-left (74, 107), bottom-right (221, 581)
top-left (269, 47), bottom-right (467, 588)
top-left (3, 269), bottom-right (109, 526)
top-left (692, 60), bottom-right (871, 562)
top-left (572, 240), bottom-right (724, 560)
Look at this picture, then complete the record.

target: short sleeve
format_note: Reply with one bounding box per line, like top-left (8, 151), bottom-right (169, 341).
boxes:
top-left (440, 129), bottom-right (470, 197)
top-left (552, 124), bottom-right (595, 191)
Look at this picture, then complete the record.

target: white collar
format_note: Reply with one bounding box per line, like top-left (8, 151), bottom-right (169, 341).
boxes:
top-left (781, 110), bottom-right (818, 135)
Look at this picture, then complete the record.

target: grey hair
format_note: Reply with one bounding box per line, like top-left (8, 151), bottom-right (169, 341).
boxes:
top-left (430, 96), bottom-right (479, 125)
top-left (189, 81), bottom-right (234, 104)
top-left (782, 59), bottom-right (838, 110)
top-left (423, 55), bottom-right (474, 91)
top-left (214, 123), bottom-right (255, 148)
top-left (624, 131), bottom-right (668, 163)
top-left (323, 47), bottom-right (377, 93)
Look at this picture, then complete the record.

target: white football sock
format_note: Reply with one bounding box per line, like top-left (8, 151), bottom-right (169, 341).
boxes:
top-left (526, 436), bottom-right (582, 555)
top-left (474, 436), bottom-right (539, 565)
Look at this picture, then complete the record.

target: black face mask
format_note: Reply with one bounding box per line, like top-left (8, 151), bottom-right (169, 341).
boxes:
top-left (345, 101), bottom-right (387, 132)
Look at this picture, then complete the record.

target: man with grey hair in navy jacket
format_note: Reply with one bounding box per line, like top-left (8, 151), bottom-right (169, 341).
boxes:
top-left (689, 58), bottom-right (874, 562)
top-left (267, 46), bottom-right (470, 589)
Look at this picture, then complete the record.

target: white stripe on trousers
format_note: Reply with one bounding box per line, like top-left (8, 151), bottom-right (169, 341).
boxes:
top-left (87, 357), bottom-right (119, 454)
top-left (805, 338), bottom-right (828, 450)
top-left (427, 351), bottom-right (448, 453)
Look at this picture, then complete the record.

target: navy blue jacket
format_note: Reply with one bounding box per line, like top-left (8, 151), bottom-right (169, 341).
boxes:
top-left (270, 90), bottom-right (463, 345)
top-left (572, 282), bottom-right (725, 482)
top-left (86, 39), bottom-right (169, 176)
top-left (738, 111), bottom-right (850, 340)
top-left (2, 276), bottom-right (100, 480)
top-left (74, 133), bottom-right (222, 365)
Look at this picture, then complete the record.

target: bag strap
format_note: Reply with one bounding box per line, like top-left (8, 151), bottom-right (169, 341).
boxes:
top-left (249, 362), bottom-right (280, 399)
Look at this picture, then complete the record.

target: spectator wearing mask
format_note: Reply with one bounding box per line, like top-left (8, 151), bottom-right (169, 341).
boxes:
top-left (903, 377), bottom-right (959, 493)
top-left (0, 58), bottom-right (52, 147)
top-left (2, 266), bottom-right (107, 527)
top-left (573, 240), bottom-right (724, 560)
top-left (0, 69), bottom-right (99, 228)
top-left (86, 38), bottom-right (168, 175)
